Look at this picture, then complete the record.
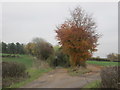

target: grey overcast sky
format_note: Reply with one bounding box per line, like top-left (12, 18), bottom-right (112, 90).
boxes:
top-left (1, 2), bottom-right (118, 58)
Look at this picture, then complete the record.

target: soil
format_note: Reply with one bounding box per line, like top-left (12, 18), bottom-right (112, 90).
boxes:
top-left (22, 64), bottom-right (103, 88)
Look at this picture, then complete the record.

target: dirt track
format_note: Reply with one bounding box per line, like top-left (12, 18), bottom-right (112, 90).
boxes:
top-left (22, 64), bottom-right (102, 88)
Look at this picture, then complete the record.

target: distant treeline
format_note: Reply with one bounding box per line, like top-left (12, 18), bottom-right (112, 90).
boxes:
top-left (1, 38), bottom-right (70, 67)
top-left (89, 56), bottom-right (120, 62)
top-left (0, 42), bottom-right (25, 54)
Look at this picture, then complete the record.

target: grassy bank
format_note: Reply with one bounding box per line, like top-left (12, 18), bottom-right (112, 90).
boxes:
top-left (9, 67), bottom-right (52, 88)
top-left (2, 54), bottom-right (53, 88)
top-left (83, 80), bottom-right (101, 88)
top-left (87, 60), bottom-right (119, 66)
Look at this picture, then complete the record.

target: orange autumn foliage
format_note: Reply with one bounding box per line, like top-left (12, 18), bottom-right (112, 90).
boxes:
top-left (55, 7), bottom-right (100, 67)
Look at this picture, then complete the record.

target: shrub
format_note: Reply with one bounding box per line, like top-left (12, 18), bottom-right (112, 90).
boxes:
top-left (38, 42), bottom-right (54, 60)
top-left (47, 55), bottom-right (56, 67)
top-left (26, 37), bottom-right (54, 60)
top-left (2, 61), bottom-right (26, 78)
top-left (47, 48), bottom-right (70, 67)
top-left (55, 49), bottom-right (70, 67)
top-left (100, 66), bottom-right (120, 89)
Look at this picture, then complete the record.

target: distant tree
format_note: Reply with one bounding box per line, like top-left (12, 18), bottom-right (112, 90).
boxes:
top-left (118, 54), bottom-right (120, 61)
top-left (20, 44), bottom-right (25, 54)
top-left (1, 42), bottom-right (25, 54)
top-left (107, 53), bottom-right (118, 61)
top-left (16, 42), bottom-right (25, 54)
top-left (0, 42), bottom-right (2, 53)
top-left (2, 42), bottom-right (7, 53)
top-left (16, 42), bottom-right (21, 54)
top-left (7, 43), bottom-right (16, 54)
top-left (55, 7), bottom-right (100, 67)
top-left (96, 56), bottom-right (100, 58)
top-left (25, 42), bottom-right (36, 55)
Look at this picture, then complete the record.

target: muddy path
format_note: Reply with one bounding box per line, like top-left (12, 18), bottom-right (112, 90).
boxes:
top-left (22, 64), bottom-right (102, 88)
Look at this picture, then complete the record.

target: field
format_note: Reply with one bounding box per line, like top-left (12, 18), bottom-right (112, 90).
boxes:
top-left (2, 54), bottom-right (52, 88)
top-left (85, 60), bottom-right (119, 88)
top-left (2, 54), bottom-right (34, 69)
top-left (2, 54), bottom-right (119, 88)
top-left (87, 60), bottom-right (119, 66)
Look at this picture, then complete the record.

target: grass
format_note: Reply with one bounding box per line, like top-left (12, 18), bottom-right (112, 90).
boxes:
top-left (2, 54), bottom-right (53, 88)
top-left (87, 60), bottom-right (119, 66)
top-left (9, 67), bottom-right (52, 88)
top-left (68, 67), bottom-right (91, 76)
top-left (0, 53), bottom-right (9, 56)
top-left (2, 54), bottom-right (34, 69)
top-left (0, 53), bottom-right (18, 56)
top-left (84, 80), bottom-right (101, 88)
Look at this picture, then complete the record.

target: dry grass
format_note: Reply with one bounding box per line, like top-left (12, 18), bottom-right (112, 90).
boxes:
top-left (68, 67), bottom-right (91, 76)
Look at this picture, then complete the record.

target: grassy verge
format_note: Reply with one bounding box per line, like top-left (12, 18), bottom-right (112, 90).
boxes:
top-left (83, 80), bottom-right (101, 88)
top-left (9, 67), bottom-right (52, 88)
top-left (68, 67), bottom-right (91, 76)
top-left (2, 54), bottom-right (53, 88)
top-left (87, 60), bottom-right (119, 66)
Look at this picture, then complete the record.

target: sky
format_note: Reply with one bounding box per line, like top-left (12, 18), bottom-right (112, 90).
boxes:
top-left (1, 2), bottom-right (118, 58)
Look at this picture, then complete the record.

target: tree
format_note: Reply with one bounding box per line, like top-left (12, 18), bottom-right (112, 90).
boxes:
top-left (16, 42), bottom-right (25, 54)
top-left (107, 53), bottom-right (118, 61)
top-left (19, 44), bottom-right (25, 54)
top-left (7, 43), bottom-right (16, 54)
top-left (32, 38), bottom-right (54, 60)
top-left (55, 7), bottom-right (100, 67)
top-left (2, 42), bottom-right (7, 53)
top-left (25, 42), bottom-right (36, 55)
top-left (16, 42), bottom-right (21, 54)
top-left (0, 42), bottom-right (2, 53)
top-left (25, 37), bottom-right (54, 60)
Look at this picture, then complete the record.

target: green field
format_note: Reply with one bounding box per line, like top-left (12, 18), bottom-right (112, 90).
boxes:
top-left (87, 60), bottom-right (119, 66)
top-left (2, 54), bottom-right (34, 69)
top-left (2, 54), bottom-right (52, 88)
top-left (0, 53), bottom-right (16, 56)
